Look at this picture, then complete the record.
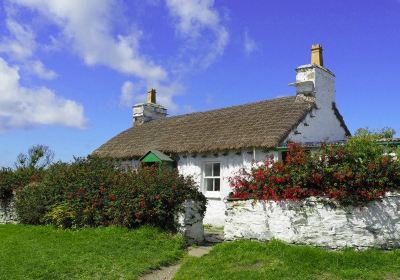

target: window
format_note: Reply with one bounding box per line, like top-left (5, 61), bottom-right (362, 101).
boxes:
top-left (204, 163), bottom-right (220, 192)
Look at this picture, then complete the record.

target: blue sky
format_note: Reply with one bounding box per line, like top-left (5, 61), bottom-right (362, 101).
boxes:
top-left (0, 0), bottom-right (399, 167)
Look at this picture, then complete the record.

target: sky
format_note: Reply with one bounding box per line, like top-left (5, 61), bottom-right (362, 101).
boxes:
top-left (0, 0), bottom-right (400, 167)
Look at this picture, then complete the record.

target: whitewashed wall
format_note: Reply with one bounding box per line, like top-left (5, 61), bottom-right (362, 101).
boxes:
top-left (225, 194), bottom-right (400, 249)
top-left (177, 150), bottom-right (278, 226)
top-left (285, 65), bottom-right (347, 144)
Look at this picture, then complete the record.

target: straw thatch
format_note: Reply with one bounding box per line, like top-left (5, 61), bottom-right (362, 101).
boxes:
top-left (94, 96), bottom-right (317, 159)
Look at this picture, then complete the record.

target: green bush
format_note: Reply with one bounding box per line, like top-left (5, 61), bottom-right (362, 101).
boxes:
top-left (0, 168), bottom-right (44, 201)
top-left (44, 202), bottom-right (77, 229)
top-left (13, 157), bottom-right (206, 230)
top-left (15, 182), bottom-right (60, 224)
top-left (0, 168), bottom-right (14, 200)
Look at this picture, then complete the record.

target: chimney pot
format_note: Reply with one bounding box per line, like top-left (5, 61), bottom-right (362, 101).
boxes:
top-left (311, 44), bottom-right (324, 66)
top-left (147, 88), bottom-right (156, 104)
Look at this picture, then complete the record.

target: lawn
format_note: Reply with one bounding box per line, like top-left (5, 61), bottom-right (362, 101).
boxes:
top-left (0, 224), bottom-right (184, 280)
top-left (175, 240), bottom-right (400, 280)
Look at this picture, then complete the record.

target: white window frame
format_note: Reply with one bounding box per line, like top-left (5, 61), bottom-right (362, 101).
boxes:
top-left (203, 162), bottom-right (221, 198)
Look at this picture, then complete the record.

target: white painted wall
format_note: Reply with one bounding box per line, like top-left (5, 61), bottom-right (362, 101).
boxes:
top-left (285, 65), bottom-right (347, 144)
top-left (177, 150), bottom-right (278, 226)
top-left (225, 194), bottom-right (400, 249)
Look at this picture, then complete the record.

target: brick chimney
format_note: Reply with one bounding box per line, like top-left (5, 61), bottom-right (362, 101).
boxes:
top-left (290, 44), bottom-right (335, 108)
top-left (132, 88), bottom-right (167, 126)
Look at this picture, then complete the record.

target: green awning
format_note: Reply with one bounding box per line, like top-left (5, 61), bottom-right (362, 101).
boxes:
top-left (139, 150), bottom-right (174, 163)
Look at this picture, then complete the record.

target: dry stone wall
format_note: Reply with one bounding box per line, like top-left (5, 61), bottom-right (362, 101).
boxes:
top-left (225, 193), bottom-right (400, 249)
top-left (0, 198), bottom-right (18, 224)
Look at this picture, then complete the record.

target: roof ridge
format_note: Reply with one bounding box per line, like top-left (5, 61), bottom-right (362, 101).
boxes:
top-left (94, 95), bottom-right (316, 158)
top-left (152, 95), bottom-right (299, 123)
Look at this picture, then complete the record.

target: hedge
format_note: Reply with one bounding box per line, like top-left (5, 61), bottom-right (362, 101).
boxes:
top-left (1, 157), bottom-right (206, 230)
top-left (229, 138), bottom-right (400, 205)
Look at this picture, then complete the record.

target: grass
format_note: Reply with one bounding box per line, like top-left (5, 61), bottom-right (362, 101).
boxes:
top-left (0, 224), bottom-right (184, 280)
top-left (175, 240), bottom-right (400, 280)
top-left (203, 224), bottom-right (224, 234)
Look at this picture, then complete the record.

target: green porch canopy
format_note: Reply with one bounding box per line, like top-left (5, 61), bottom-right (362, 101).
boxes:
top-left (139, 150), bottom-right (174, 164)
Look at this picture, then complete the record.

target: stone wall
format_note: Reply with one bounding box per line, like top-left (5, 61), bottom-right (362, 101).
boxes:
top-left (0, 198), bottom-right (18, 224)
top-left (225, 193), bottom-right (400, 249)
top-left (178, 200), bottom-right (205, 244)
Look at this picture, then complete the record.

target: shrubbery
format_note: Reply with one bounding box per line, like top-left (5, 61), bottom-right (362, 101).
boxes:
top-left (0, 168), bottom-right (43, 201)
top-left (229, 137), bottom-right (400, 205)
top-left (2, 156), bottom-right (206, 230)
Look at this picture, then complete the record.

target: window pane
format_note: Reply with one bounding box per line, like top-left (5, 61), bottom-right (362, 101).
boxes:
top-left (213, 163), bottom-right (220, 177)
top-left (205, 163), bottom-right (213, 177)
top-left (214, 179), bottom-right (220, 191)
top-left (206, 178), bottom-right (214, 191)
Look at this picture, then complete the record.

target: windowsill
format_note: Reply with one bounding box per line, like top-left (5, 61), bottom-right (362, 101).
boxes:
top-left (205, 192), bottom-right (221, 199)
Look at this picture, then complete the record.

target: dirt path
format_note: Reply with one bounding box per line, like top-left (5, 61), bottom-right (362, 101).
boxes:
top-left (139, 231), bottom-right (223, 280)
top-left (139, 246), bottom-right (212, 280)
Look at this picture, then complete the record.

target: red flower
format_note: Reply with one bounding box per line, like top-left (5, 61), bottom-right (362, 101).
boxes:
top-left (311, 173), bottom-right (323, 185)
top-left (275, 177), bottom-right (285, 184)
top-left (255, 170), bottom-right (265, 181)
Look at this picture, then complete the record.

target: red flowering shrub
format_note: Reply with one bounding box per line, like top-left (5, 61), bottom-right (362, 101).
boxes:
top-left (229, 141), bottom-right (400, 205)
top-left (14, 157), bottom-right (206, 230)
top-left (0, 167), bottom-right (44, 200)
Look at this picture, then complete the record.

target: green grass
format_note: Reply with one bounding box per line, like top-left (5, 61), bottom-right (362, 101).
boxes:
top-left (175, 240), bottom-right (400, 280)
top-left (0, 224), bottom-right (184, 280)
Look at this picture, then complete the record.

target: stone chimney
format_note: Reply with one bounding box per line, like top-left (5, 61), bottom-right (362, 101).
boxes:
top-left (132, 88), bottom-right (167, 126)
top-left (311, 44), bottom-right (323, 66)
top-left (290, 44), bottom-right (335, 108)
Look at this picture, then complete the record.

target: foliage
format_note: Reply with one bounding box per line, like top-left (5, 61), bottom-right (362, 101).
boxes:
top-left (44, 202), bottom-right (77, 229)
top-left (0, 168), bottom-right (14, 200)
top-left (0, 224), bottom-right (184, 280)
top-left (175, 239), bottom-right (400, 280)
top-left (229, 140), bottom-right (400, 205)
top-left (14, 182), bottom-right (59, 225)
top-left (354, 127), bottom-right (396, 139)
top-left (15, 145), bottom-right (54, 170)
top-left (0, 167), bottom-right (43, 201)
top-left (14, 157), bottom-right (206, 229)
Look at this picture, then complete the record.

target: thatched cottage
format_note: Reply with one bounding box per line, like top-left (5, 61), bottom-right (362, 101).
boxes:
top-left (94, 44), bottom-right (350, 226)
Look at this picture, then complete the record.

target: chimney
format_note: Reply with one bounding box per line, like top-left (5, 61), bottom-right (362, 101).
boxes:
top-left (132, 88), bottom-right (167, 126)
top-left (311, 44), bottom-right (323, 66)
top-left (147, 88), bottom-right (156, 103)
top-left (290, 44), bottom-right (335, 107)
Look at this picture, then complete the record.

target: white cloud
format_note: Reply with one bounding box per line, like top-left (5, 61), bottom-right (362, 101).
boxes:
top-left (0, 18), bottom-right (36, 60)
top-left (0, 16), bottom-right (58, 80)
top-left (120, 81), bottom-right (136, 105)
top-left (120, 80), bottom-right (184, 113)
top-left (243, 30), bottom-right (259, 55)
top-left (30, 60), bottom-right (57, 80)
top-left (11, 0), bottom-right (167, 83)
top-left (165, 0), bottom-right (229, 68)
top-left (0, 57), bottom-right (86, 131)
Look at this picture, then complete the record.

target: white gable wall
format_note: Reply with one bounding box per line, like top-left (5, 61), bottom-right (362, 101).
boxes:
top-left (285, 64), bottom-right (348, 143)
top-left (284, 105), bottom-right (347, 144)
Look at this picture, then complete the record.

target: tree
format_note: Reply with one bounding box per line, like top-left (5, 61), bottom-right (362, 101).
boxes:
top-left (354, 127), bottom-right (396, 139)
top-left (15, 145), bottom-right (55, 170)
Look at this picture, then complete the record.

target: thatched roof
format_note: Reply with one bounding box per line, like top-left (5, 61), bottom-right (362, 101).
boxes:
top-left (94, 96), bottom-right (316, 159)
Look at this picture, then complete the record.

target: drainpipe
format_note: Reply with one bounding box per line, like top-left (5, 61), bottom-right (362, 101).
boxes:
top-left (253, 147), bottom-right (256, 161)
